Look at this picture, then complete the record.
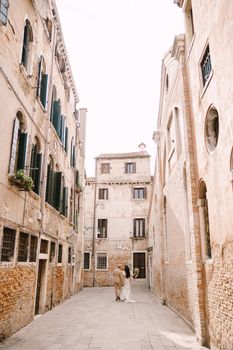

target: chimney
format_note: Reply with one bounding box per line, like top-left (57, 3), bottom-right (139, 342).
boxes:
top-left (138, 142), bottom-right (146, 151)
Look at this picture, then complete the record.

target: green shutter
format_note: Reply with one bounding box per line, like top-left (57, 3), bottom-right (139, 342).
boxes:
top-left (63, 187), bottom-right (68, 217)
top-left (36, 60), bottom-right (42, 96)
top-left (60, 115), bottom-right (65, 143)
top-left (34, 153), bottom-right (42, 195)
top-left (52, 100), bottom-right (61, 135)
top-left (17, 132), bottom-right (28, 170)
top-left (53, 171), bottom-right (62, 210)
top-left (40, 74), bottom-right (48, 109)
top-left (64, 127), bottom-right (68, 152)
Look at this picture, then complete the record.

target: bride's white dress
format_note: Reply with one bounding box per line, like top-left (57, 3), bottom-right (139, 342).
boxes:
top-left (120, 272), bottom-right (136, 303)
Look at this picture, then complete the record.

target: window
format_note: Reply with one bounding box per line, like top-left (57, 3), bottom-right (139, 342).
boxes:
top-left (97, 219), bottom-right (108, 238)
top-left (18, 232), bottom-right (29, 262)
top-left (50, 242), bottom-right (56, 263)
top-left (70, 138), bottom-right (76, 168)
top-left (0, 0), bottom-right (9, 25)
top-left (101, 163), bottom-right (110, 174)
top-left (205, 107), bottom-right (219, 152)
top-left (44, 17), bottom-right (52, 41)
top-left (40, 239), bottom-right (48, 254)
top-left (68, 247), bottom-right (72, 264)
top-left (29, 236), bottom-right (38, 262)
top-left (21, 19), bottom-right (33, 71)
top-left (84, 252), bottom-right (90, 270)
top-left (200, 45), bottom-right (212, 86)
top-left (0, 227), bottom-right (16, 262)
top-left (167, 113), bottom-right (176, 171)
top-left (58, 244), bottom-right (62, 263)
top-left (125, 162), bottom-right (136, 174)
top-left (198, 181), bottom-right (211, 259)
top-left (37, 56), bottom-right (48, 109)
top-left (133, 187), bottom-right (146, 199)
top-left (9, 113), bottom-right (28, 174)
top-left (30, 138), bottom-right (42, 195)
top-left (99, 188), bottom-right (108, 200)
top-left (96, 253), bottom-right (107, 270)
top-left (133, 218), bottom-right (145, 238)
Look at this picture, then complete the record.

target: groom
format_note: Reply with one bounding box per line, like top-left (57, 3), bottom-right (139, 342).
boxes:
top-left (113, 264), bottom-right (124, 301)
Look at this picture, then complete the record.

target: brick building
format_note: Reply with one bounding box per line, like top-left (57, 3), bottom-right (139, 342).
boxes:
top-left (0, 0), bottom-right (86, 340)
top-left (149, 1), bottom-right (233, 349)
top-left (84, 145), bottom-right (152, 287)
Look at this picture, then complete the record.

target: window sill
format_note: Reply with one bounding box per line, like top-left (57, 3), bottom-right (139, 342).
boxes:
top-left (130, 236), bottom-right (146, 240)
top-left (200, 70), bottom-right (214, 99)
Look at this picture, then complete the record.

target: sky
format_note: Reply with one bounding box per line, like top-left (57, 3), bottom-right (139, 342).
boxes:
top-left (55, 0), bottom-right (184, 176)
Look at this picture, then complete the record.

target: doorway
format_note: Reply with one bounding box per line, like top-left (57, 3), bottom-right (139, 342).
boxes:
top-left (35, 259), bottom-right (46, 314)
top-left (133, 252), bottom-right (146, 278)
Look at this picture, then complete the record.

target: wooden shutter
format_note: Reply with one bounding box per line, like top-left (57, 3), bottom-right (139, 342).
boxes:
top-left (52, 100), bottom-right (61, 134)
top-left (46, 164), bottom-right (53, 204)
top-left (36, 59), bottom-right (42, 96)
top-left (34, 153), bottom-right (42, 195)
top-left (17, 132), bottom-right (28, 170)
top-left (9, 117), bottom-right (20, 174)
top-left (62, 187), bottom-right (68, 217)
top-left (133, 162), bottom-right (136, 173)
top-left (72, 145), bottom-right (76, 168)
top-left (53, 171), bottom-right (62, 210)
top-left (142, 219), bottom-right (145, 235)
top-left (133, 219), bottom-right (136, 236)
top-left (64, 127), bottom-right (68, 152)
top-left (40, 74), bottom-right (48, 109)
top-left (144, 187), bottom-right (147, 199)
top-left (60, 115), bottom-right (65, 143)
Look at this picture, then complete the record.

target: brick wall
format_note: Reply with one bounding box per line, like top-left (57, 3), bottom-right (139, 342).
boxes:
top-left (208, 242), bottom-right (233, 350)
top-left (0, 266), bottom-right (36, 341)
top-left (53, 266), bottom-right (64, 306)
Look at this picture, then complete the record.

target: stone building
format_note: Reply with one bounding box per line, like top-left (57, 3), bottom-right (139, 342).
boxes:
top-left (0, 0), bottom-right (86, 340)
top-left (84, 145), bottom-right (152, 287)
top-left (149, 1), bottom-right (233, 349)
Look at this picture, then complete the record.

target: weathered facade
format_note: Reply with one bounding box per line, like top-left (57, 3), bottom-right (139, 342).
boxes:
top-left (84, 145), bottom-right (152, 287)
top-left (149, 1), bottom-right (233, 349)
top-left (0, 0), bottom-right (86, 341)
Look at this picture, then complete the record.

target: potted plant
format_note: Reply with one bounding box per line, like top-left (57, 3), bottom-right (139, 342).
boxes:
top-left (8, 169), bottom-right (34, 192)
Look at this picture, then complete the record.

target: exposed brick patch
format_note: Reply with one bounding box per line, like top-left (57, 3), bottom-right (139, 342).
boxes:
top-left (0, 266), bottom-right (36, 341)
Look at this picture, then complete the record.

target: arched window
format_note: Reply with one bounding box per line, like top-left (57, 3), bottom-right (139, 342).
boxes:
top-left (9, 112), bottom-right (27, 174)
top-left (21, 19), bottom-right (33, 70)
top-left (30, 138), bottom-right (42, 195)
top-left (37, 56), bottom-right (48, 109)
top-left (198, 181), bottom-right (211, 259)
top-left (205, 106), bottom-right (219, 153)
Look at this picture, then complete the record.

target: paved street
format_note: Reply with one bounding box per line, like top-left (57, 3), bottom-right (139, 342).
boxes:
top-left (0, 284), bottom-right (207, 350)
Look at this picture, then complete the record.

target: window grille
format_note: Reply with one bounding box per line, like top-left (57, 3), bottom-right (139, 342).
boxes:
top-left (84, 252), bottom-right (90, 269)
top-left (18, 232), bottom-right (29, 262)
top-left (0, 0), bottom-right (9, 25)
top-left (201, 45), bottom-right (212, 86)
top-left (0, 227), bottom-right (16, 262)
top-left (29, 236), bottom-right (38, 262)
top-left (97, 254), bottom-right (107, 269)
top-left (68, 247), bottom-right (72, 264)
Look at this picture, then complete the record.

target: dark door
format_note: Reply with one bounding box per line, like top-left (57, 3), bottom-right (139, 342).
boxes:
top-left (133, 252), bottom-right (146, 278)
top-left (35, 260), bottom-right (44, 314)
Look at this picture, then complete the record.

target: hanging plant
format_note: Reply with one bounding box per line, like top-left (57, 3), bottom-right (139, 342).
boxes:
top-left (8, 169), bottom-right (34, 192)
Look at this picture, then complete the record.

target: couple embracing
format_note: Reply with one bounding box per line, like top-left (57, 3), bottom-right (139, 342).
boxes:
top-left (113, 264), bottom-right (136, 303)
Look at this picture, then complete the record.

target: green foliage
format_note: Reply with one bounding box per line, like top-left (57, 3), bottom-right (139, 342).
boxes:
top-left (9, 169), bottom-right (34, 191)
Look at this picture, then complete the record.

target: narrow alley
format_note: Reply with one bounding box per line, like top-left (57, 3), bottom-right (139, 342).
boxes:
top-left (0, 284), bottom-right (207, 350)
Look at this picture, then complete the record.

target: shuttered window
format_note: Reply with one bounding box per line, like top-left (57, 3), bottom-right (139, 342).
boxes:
top-left (100, 163), bottom-right (110, 174)
top-left (125, 162), bottom-right (136, 173)
top-left (30, 141), bottom-right (42, 195)
top-left (9, 116), bottom-right (28, 174)
top-left (58, 244), bottom-right (62, 263)
top-left (133, 218), bottom-right (145, 237)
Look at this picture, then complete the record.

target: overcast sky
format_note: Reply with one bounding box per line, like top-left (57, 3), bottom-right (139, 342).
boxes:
top-left (55, 0), bottom-right (184, 176)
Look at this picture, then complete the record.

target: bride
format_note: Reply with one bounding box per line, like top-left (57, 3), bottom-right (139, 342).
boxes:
top-left (120, 265), bottom-right (136, 303)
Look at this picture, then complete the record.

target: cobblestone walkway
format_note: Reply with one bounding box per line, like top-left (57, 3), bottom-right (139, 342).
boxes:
top-left (0, 284), bottom-right (208, 350)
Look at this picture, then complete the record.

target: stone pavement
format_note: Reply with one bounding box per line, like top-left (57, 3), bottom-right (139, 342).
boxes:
top-left (0, 284), bottom-right (208, 350)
